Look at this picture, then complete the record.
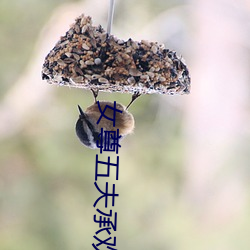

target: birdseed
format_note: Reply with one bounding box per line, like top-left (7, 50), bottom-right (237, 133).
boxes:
top-left (42, 14), bottom-right (190, 95)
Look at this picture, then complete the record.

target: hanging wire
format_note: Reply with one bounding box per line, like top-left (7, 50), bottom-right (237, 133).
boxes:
top-left (107, 0), bottom-right (115, 34)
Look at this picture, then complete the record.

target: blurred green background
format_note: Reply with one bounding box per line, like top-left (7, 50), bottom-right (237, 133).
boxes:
top-left (1, 0), bottom-right (250, 249)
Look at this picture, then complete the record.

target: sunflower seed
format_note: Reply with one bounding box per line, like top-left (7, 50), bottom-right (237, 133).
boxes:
top-left (132, 41), bottom-right (139, 50)
top-left (147, 72), bottom-right (155, 78)
top-left (85, 60), bottom-right (94, 65)
top-left (59, 40), bottom-right (69, 47)
top-left (75, 24), bottom-right (80, 34)
top-left (92, 74), bottom-right (101, 79)
top-left (140, 75), bottom-right (149, 82)
top-left (81, 25), bottom-right (88, 34)
top-left (98, 77), bottom-right (109, 84)
top-left (74, 66), bottom-right (83, 75)
top-left (151, 45), bottom-right (158, 54)
top-left (129, 68), bottom-right (142, 77)
top-left (149, 67), bottom-right (155, 72)
top-left (63, 58), bottom-right (75, 64)
top-left (118, 39), bottom-right (125, 45)
top-left (72, 76), bottom-right (84, 83)
top-left (82, 43), bottom-right (90, 50)
top-left (65, 52), bottom-right (72, 58)
top-left (72, 53), bottom-right (80, 60)
top-left (141, 40), bottom-right (150, 47)
top-left (128, 77), bottom-right (135, 84)
top-left (57, 59), bottom-right (67, 66)
top-left (84, 74), bottom-right (92, 80)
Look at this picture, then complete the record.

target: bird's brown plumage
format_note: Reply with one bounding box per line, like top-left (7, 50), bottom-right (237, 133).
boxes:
top-left (85, 101), bottom-right (134, 135)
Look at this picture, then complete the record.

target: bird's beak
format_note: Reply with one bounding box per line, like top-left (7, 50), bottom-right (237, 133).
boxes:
top-left (77, 105), bottom-right (86, 119)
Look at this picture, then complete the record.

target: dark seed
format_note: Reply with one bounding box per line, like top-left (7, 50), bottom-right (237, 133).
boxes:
top-left (42, 73), bottom-right (50, 80)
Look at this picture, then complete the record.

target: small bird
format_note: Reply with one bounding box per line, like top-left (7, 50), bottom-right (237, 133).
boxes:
top-left (75, 94), bottom-right (135, 149)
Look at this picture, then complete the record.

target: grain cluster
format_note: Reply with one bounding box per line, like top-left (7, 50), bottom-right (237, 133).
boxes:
top-left (42, 14), bottom-right (190, 95)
